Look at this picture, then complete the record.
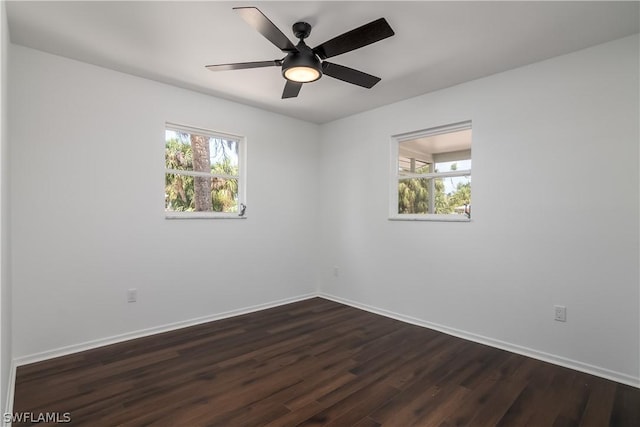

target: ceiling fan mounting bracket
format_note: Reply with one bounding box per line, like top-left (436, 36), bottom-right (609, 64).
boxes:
top-left (292, 22), bottom-right (312, 40)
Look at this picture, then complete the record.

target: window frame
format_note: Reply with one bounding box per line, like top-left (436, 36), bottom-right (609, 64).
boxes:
top-left (164, 122), bottom-right (247, 219)
top-left (389, 121), bottom-right (472, 222)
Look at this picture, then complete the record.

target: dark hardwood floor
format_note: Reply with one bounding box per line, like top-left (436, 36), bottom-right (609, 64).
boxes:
top-left (12, 298), bottom-right (640, 426)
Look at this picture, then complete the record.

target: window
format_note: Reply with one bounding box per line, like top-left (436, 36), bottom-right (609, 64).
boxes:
top-left (165, 123), bottom-right (246, 218)
top-left (390, 121), bottom-right (471, 221)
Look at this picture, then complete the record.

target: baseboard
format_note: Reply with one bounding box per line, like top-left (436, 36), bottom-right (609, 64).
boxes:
top-left (3, 359), bottom-right (15, 427)
top-left (319, 293), bottom-right (640, 388)
top-left (13, 293), bottom-right (317, 368)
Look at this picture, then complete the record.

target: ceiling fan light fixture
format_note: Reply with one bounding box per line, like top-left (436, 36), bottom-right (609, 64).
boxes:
top-left (282, 53), bottom-right (322, 83)
top-left (284, 66), bottom-right (321, 83)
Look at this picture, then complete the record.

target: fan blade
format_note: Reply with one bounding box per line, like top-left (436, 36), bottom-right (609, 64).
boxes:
top-left (282, 81), bottom-right (303, 99)
top-left (234, 7), bottom-right (297, 53)
top-left (313, 18), bottom-right (394, 60)
top-left (322, 62), bottom-right (381, 88)
top-left (206, 60), bottom-right (281, 72)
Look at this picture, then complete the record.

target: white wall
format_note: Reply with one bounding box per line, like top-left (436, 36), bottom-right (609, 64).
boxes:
top-left (318, 35), bottom-right (639, 384)
top-left (0, 0), bottom-right (12, 415)
top-left (9, 45), bottom-right (320, 359)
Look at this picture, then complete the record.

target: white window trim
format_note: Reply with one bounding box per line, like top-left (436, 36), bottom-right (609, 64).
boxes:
top-left (389, 120), bottom-right (472, 222)
top-left (398, 169), bottom-right (471, 180)
top-left (165, 211), bottom-right (246, 220)
top-left (165, 122), bottom-right (247, 220)
top-left (165, 168), bottom-right (238, 180)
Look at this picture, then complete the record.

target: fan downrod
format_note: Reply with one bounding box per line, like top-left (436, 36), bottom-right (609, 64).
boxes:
top-left (292, 22), bottom-right (312, 40)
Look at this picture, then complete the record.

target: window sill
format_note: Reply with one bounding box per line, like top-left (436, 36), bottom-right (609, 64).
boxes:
top-left (388, 214), bottom-right (471, 222)
top-left (165, 212), bottom-right (247, 220)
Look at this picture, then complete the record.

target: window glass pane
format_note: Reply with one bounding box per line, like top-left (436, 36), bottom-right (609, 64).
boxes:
top-left (165, 173), bottom-right (238, 213)
top-left (398, 156), bottom-right (430, 174)
top-left (165, 173), bottom-right (194, 211)
top-left (210, 138), bottom-right (239, 173)
top-left (211, 178), bottom-right (239, 213)
top-left (165, 131), bottom-right (192, 171)
top-left (165, 131), bottom-right (239, 176)
top-left (442, 174), bottom-right (471, 199)
top-left (398, 177), bottom-right (430, 214)
top-left (398, 176), bottom-right (471, 216)
top-left (434, 159), bottom-right (471, 173)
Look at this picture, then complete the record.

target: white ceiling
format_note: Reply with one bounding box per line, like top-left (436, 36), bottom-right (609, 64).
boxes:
top-left (6, 1), bottom-right (639, 124)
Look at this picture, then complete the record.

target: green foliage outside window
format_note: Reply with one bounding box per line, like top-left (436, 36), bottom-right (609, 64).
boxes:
top-left (398, 164), bottom-right (471, 215)
top-left (165, 138), bottom-right (239, 213)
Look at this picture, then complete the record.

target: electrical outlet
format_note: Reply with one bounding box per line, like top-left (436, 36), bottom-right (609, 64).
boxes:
top-left (554, 305), bottom-right (566, 322)
top-left (127, 288), bottom-right (137, 303)
top-left (333, 266), bottom-right (339, 277)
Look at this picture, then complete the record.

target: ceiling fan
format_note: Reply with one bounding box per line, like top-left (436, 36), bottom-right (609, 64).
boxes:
top-left (206, 7), bottom-right (395, 99)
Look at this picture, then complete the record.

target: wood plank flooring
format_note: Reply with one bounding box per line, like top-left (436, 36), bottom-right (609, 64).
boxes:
top-left (12, 298), bottom-right (640, 426)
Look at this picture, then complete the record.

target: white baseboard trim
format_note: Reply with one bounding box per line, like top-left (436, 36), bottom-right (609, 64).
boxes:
top-left (3, 359), bottom-right (16, 427)
top-left (13, 293), bottom-right (317, 368)
top-left (319, 293), bottom-right (640, 388)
